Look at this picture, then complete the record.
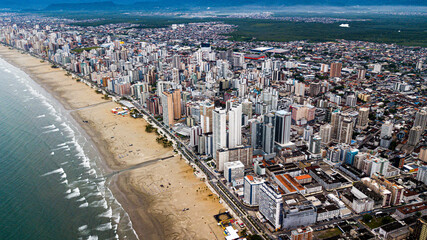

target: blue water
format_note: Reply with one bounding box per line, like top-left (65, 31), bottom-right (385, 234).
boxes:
top-left (0, 57), bottom-right (138, 240)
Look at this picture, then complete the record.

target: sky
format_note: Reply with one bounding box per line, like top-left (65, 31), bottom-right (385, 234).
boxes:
top-left (0, 0), bottom-right (426, 10)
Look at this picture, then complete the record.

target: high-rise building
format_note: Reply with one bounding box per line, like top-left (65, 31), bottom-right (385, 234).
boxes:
top-left (420, 147), bottom-right (427, 162)
top-left (373, 63), bottom-right (382, 73)
top-left (357, 68), bottom-right (366, 80)
top-left (346, 95), bottom-right (357, 107)
top-left (295, 81), bottom-right (305, 97)
top-left (339, 117), bottom-right (353, 145)
top-left (190, 126), bottom-right (202, 147)
top-left (259, 182), bottom-right (283, 231)
top-left (172, 54), bottom-right (180, 69)
top-left (161, 89), bottom-right (180, 127)
top-left (212, 108), bottom-right (227, 158)
top-left (357, 107), bottom-right (369, 129)
top-left (345, 149), bottom-right (359, 166)
top-left (330, 111), bottom-right (341, 141)
top-left (408, 126), bottom-right (422, 146)
top-left (172, 89), bottom-right (181, 120)
top-left (412, 216), bottom-right (427, 240)
top-left (309, 82), bottom-right (321, 97)
top-left (330, 62), bottom-right (342, 78)
top-left (200, 101), bottom-right (214, 133)
top-left (354, 152), bottom-right (367, 170)
top-left (320, 64), bottom-right (329, 73)
top-left (228, 103), bottom-right (242, 148)
top-left (309, 135), bottom-right (322, 154)
top-left (242, 99), bottom-right (253, 119)
top-left (263, 113), bottom-right (276, 154)
top-left (320, 124), bottom-right (332, 145)
top-left (381, 121), bottom-right (394, 138)
top-left (364, 158), bottom-right (389, 177)
top-left (250, 119), bottom-right (263, 150)
top-left (417, 166), bottom-right (427, 185)
top-left (380, 136), bottom-right (393, 149)
top-left (243, 175), bottom-right (264, 206)
top-left (303, 126), bottom-right (313, 142)
top-left (414, 110), bottom-right (427, 131)
top-left (275, 110), bottom-right (292, 145)
top-left (290, 105), bottom-right (316, 125)
top-left (216, 146), bottom-right (253, 171)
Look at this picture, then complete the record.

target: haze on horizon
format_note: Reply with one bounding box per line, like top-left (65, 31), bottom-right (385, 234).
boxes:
top-left (1, 0), bottom-right (426, 11)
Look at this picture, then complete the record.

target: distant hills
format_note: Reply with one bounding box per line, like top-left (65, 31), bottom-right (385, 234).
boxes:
top-left (0, 0), bottom-right (425, 11)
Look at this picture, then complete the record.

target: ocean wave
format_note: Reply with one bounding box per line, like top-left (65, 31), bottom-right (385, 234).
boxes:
top-left (113, 211), bottom-right (121, 224)
top-left (42, 124), bottom-right (56, 129)
top-left (41, 167), bottom-right (64, 177)
top-left (65, 188), bottom-right (80, 199)
top-left (87, 169), bottom-right (96, 175)
top-left (98, 207), bottom-right (112, 218)
top-left (60, 172), bottom-right (67, 179)
top-left (87, 236), bottom-right (98, 240)
top-left (52, 145), bottom-right (69, 151)
top-left (79, 202), bottom-right (89, 208)
top-left (95, 222), bottom-right (112, 231)
top-left (43, 128), bottom-right (60, 134)
top-left (91, 199), bottom-right (108, 209)
top-left (78, 225), bottom-right (88, 232)
top-left (0, 59), bottom-right (139, 240)
top-left (85, 189), bottom-right (100, 195)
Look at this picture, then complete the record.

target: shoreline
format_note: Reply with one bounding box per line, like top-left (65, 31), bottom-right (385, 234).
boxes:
top-left (0, 45), bottom-right (225, 239)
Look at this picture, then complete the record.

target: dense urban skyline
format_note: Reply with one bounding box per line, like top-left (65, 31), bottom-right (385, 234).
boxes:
top-left (0, 3), bottom-right (426, 240)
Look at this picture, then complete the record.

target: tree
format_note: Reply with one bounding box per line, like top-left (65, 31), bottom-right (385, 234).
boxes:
top-left (363, 214), bottom-right (373, 222)
top-left (416, 211), bottom-right (422, 217)
top-left (247, 235), bottom-right (263, 240)
top-left (389, 141), bottom-right (397, 151)
top-left (382, 216), bottom-right (393, 225)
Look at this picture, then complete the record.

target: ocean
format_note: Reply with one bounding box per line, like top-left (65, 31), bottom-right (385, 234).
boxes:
top-left (0, 57), bottom-right (138, 240)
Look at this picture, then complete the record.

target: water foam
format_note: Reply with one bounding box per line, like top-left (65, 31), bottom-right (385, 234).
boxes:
top-left (98, 207), bottom-right (113, 218)
top-left (78, 225), bottom-right (88, 232)
top-left (43, 128), bottom-right (60, 134)
top-left (42, 124), bottom-right (56, 129)
top-left (95, 222), bottom-right (112, 231)
top-left (65, 188), bottom-right (81, 199)
top-left (41, 167), bottom-right (64, 177)
top-left (79, 202), bottom-right (89, 208)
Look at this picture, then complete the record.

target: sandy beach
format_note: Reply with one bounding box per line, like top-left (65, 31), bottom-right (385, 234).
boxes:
top-left (0, 45), bottom-right (225, 240)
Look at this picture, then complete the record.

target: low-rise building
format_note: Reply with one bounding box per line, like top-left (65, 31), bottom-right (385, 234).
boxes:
top-left (395, 202), bottom-right (427, 219)
top-left (307, 166), bottom-right (350, 190)
top-left (282, 194), bottom-right (317, 230)
top-left (224, 161), bottom-right (244, 183)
